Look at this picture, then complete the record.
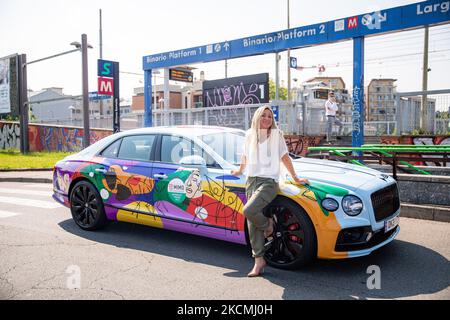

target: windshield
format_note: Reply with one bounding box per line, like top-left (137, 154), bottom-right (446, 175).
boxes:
top-left (198, 131), bottom-right (245, 166)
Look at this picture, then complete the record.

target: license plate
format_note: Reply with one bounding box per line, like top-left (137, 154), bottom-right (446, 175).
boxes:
top-left (384, 215), bottom-right (399, 233)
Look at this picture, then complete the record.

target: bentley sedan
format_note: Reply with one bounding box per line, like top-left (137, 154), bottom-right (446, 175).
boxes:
top-left (53, 126), bottom-right (400, 269)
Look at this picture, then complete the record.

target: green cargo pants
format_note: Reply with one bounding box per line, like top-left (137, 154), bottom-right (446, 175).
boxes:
top-left (243, 176), bottom-right (279, 258)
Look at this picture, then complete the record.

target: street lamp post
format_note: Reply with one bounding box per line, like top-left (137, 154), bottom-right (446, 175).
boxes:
top-left (71, 34), bottom-right (93, 148)
top-left (19, 35), bottom-right (92, 153)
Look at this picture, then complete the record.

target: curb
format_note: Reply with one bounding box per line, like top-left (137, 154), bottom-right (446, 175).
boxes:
top-left (400, 203), bottom-right (450, 223)
top-left (0, 177), bottom-right (52, 184)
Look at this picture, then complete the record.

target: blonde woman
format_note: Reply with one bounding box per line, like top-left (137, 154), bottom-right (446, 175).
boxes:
top-left (231, 106), bottom-right (309, 277)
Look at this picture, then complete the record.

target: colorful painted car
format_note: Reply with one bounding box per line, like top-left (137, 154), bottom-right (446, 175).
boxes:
top-left (52, 126), bottom-right (400, 269)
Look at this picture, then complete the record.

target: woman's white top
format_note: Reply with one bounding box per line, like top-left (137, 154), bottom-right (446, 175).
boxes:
top-left (243, 128), bottom-right (288, 181)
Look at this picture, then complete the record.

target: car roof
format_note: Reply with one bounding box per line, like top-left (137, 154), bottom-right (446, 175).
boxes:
top-left (122, 125), bottom-right (244, 138)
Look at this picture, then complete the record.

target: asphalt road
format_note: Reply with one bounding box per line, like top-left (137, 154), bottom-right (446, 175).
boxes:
top-left (0, 181), bottom-right (449, 300)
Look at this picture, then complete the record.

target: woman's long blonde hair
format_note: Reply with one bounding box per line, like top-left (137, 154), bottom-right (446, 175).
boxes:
top-left (247, 105), bottom-right (280, 158)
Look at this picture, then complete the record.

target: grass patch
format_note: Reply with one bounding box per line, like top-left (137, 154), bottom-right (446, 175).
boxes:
top-left (0, 149), bottom-right (75, 169)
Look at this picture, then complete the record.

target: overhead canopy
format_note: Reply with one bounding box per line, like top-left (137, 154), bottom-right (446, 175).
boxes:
top-left (143, 0), bottom-right (450, 70)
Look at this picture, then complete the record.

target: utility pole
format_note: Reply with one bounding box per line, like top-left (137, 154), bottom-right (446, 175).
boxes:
top-left (81, 34), bottom-right (90, 148)
top-left (225, 59), bottom-right (228, 78)
top-left (421, 26), bottom-right (429, 132)
top-left (287, 0), bottom-right (291, 103)
top-left (99, 9), bottom-right (104, 117)
top-left (18, 54), bottom-right (29, 154)
top-left (275, 53), bottom-right (280, 101)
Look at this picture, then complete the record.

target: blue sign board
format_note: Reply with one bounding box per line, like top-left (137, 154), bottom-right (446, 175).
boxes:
top-left (142, 0), bottom-right (450, 145)
top-left (290, 57), bottom-right (297, 69)
top-left (143, 0), bottom-right (449, 70)
top-left (143, 41), bottom-right (231, 70)
top-left (98, 59), bottom-right (115, 77)
top-left (271, 106), bottom-right (279, 123)
top-left (89, 91), bottom-right (111, 101)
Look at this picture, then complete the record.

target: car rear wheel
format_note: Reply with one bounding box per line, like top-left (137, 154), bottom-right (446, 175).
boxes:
top-left (70, 180), bottom-right (107, 231)
top-left (263, 197), bottom-right (317, 269)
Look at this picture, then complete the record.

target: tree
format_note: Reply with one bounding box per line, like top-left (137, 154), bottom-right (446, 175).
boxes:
top-left (269, 79), bottom-right (288, 101)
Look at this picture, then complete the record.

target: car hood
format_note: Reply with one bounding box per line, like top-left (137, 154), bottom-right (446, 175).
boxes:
top-left (291, 158), bottom-right (383, 191)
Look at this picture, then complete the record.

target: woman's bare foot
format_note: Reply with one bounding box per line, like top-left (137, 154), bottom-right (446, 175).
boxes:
top-left (247, 257), bottom-right (267, 277)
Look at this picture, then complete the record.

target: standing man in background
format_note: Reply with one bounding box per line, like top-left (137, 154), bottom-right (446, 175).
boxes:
top-left (325, 91), bottom-right (343, 143)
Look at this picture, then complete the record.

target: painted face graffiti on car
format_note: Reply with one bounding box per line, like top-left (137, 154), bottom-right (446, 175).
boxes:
top-left (185, 170), bottom-right (202, 199)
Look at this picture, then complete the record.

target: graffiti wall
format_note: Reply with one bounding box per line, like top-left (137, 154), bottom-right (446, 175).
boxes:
top-left (0, 121), bottom-right (112, 152)
top-left (203, 73), bottom-right (269, 108)
top-left (381, 135), bottom-right (450, 166)
top-left (0, 122), bottom-right (20, 149)
top-left (285, 135), bottom-right (324, 157)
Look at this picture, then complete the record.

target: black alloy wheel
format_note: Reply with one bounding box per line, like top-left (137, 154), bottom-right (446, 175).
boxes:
top-left (263, 197), bottom-right (317, 269)
top-left (70, 181), bottom-right (107, 231)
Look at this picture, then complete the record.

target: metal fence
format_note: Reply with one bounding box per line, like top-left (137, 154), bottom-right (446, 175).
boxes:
top-left (152, 101), bottom-right (299, 133)
top-left (396, 89), bottom-right (450, 135)
top-left (28, 90), bottom-right (450, 136)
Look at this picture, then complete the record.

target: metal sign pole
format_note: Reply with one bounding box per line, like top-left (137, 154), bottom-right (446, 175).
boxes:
top-left (144, 69), bottom-right (152, 127)
top-left (113, 61), bottom-right (120, 133)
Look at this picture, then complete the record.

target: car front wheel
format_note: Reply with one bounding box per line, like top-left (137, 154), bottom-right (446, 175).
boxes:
top-left (70, 180), bottom-right (108, 231)
top-left (263, 197), bottom-right (317, 269)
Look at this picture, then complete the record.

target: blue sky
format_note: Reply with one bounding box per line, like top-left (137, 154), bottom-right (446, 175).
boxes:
top-left (1, 0), bottom-right (449, 102)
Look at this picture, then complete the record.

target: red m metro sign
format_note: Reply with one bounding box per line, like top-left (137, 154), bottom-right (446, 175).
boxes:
top-left (98, 77), bottom-right (114, 96)
top-left (347, 16), bottom-right (358, 29)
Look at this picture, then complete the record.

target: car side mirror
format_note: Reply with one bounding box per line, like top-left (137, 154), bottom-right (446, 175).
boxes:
top-left (179, 155), bottom-right (207, 167)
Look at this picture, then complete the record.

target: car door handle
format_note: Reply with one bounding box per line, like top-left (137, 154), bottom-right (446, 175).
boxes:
top-left (95, 168), bottom-right (108, 174)
top-left (153, 173), bottom-right (168, 179)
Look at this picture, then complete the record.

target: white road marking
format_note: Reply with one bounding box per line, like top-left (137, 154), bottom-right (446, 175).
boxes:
top-left (0, 210), bottom-right (20, 218)
top-left (23, 183), bottom-right (52, 189)
top-left (0, 196), bottom-right (61, 209)
top-left (0, 188), bottom-right (52, 197)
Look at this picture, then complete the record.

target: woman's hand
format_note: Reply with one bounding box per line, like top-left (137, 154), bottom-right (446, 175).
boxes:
top-left (230, 169), bottom-right (242, 176)
top-left (293, 176), bottom-right (309, 185)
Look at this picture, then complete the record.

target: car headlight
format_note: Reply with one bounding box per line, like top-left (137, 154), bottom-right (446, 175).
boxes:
top-left (342, 195), bottom-right (363, 216)
top-left (321, 198), bottom-right (339, 212)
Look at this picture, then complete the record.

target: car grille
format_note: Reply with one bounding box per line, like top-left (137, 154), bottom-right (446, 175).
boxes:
top-left (371, 183), bottom-right (400, 222)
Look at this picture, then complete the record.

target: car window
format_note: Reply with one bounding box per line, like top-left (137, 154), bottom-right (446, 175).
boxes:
top-left (101, 139), bottom-right (122, 158)
top-left (117, 135), bottom-right (156, 161)
top-left (161, 135), bottom-right (193, 163)
top-left (161, 135), bottom-right (218, 167)
top-left (199, 131), bottom-right (245, 166)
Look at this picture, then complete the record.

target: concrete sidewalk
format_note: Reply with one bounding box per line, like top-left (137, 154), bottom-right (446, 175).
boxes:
top-left (0, 169), bottom-right (448, 223)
